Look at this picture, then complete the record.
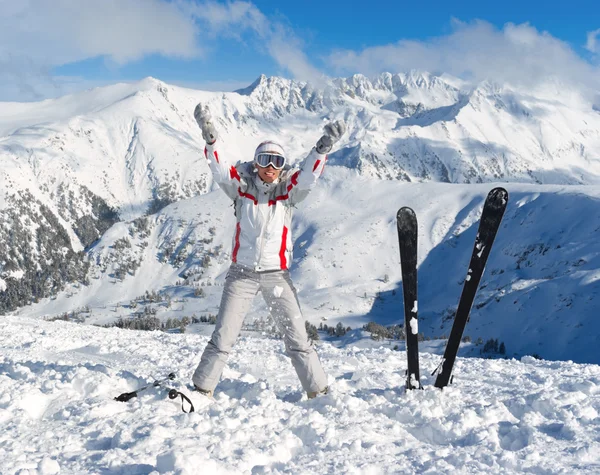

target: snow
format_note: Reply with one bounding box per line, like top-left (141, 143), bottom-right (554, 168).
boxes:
top-left (6, 270), bottom-right (24, 280)
top-left (38, 458), bottom-right (60, 475)
top-left (273, 285), bottom-right (284, 298)
top-left (408, 372), bottom-right (420, 390)
top-left (2, 315), bottom-right (600, 473)
top-left (0, 279), bottom-right (5, 292)
top-left (410, 317), bottom-right (419, 335)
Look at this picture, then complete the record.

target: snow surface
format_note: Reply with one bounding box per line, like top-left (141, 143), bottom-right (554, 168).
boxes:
top-left (2, 315), bottom-right (600, 474)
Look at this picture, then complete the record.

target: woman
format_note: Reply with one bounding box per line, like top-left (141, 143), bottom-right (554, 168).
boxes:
top-left (192, 103), bottom-right (345, 399)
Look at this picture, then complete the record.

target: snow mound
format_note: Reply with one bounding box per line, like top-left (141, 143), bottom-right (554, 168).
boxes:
top-left (2, 316), bottom-right (599, 473)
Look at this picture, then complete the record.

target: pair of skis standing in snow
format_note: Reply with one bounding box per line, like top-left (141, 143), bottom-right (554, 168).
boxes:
top-left (398, 188), bottom-right (508, 390)
top-left (116, 104), bottom-right (508, 409)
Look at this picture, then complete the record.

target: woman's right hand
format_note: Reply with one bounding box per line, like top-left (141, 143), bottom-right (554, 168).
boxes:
top-left (194, 103), bottom-right (218, 145)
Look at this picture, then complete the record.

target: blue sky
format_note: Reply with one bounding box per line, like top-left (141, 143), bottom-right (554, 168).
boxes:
top-left (1, 0), bottom-right (599, 101)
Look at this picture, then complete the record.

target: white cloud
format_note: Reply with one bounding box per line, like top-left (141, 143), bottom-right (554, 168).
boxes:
top-left (5, 2), bottom-right (596, 104)
top-left (0, 0), bottom-right (199, 66)
top-left (0, 0), bottom-right (323, 101)
top-left (0, 0), bottom-right (200, 100)
top-left (183, 1), bottom-right (323, 83)
top-left (183, 0), bottom-right (268, 36)
top-left (328, 20), bottom-right (600, 92)
top-left (266, 25), bottom-right (326, 85)
top-left (586, 28), bottom-right (600, 53)
top-left (0, 72), bottom-right (115, 103)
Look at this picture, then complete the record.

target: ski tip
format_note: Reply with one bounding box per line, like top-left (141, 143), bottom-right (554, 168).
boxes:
top-left (486, 187), bottom-right (509, 210)
top-left (488, 187), bottom-right (509, 201)
top-left (397, 206), bottom-right (416, 219)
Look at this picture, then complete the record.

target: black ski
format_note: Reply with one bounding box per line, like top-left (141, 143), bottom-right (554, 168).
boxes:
top-left (434, 187), bottom-right (509, 389)
top-left (397, 207), bottom-right (422, 390)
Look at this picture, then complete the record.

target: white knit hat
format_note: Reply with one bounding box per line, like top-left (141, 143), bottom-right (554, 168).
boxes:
top-left (254, 141), bottom-right (285, 160)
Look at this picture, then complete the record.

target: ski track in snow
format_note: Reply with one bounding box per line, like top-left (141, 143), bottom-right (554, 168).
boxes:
top-left (2, 316), bottom-right (600, 474)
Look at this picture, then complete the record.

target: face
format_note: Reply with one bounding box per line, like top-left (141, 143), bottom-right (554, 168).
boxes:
top-left (255, 164), bottom-right (282, 183)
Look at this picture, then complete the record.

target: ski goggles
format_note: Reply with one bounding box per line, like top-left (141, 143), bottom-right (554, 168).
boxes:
top-left (254, 153), bottom-right (286, 170)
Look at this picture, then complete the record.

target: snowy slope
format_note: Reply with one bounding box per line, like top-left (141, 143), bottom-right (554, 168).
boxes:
top-left (0, 78), bottom-right (213, 219)
top-left (1, 315), bottom-right (600, 474)
top-left (13, 179), bottom-right (600, 364)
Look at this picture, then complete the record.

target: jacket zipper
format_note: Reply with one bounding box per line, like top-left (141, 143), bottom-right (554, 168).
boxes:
top-left (256, 193), bottom-right (269, 270)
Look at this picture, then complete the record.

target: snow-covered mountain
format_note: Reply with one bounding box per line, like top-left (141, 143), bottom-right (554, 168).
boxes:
top-left (1, 73), bottom-right (600, 363)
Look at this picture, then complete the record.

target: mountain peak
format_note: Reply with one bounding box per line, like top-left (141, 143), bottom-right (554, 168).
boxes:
top-left (401, 70), bottom-right (438, 88)
top-left (136, 76), bottom-right (166, 89)
top-left (234, 74), bottom-right (270, 96)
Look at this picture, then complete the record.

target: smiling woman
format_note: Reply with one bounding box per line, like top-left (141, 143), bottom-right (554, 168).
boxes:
top-left (254, 140), bottom-right (286, 183)
top-left (255, 164), bottom-right (281, 183)
top-left (191, 103), bottom-right (346, 399)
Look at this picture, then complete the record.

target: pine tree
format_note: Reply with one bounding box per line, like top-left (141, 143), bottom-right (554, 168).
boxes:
top-left (305, 321), bottom-right (319, 341)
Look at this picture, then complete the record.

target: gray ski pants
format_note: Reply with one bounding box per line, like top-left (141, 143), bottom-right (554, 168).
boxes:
top-left (192, 264), bottom-right (328, 393)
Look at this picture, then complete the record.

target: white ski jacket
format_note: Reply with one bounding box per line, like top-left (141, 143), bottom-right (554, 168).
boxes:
top-left (204, 142), bottom-right (327, 271)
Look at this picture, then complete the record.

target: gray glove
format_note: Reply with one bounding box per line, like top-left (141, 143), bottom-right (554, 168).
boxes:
top-left (194, 103), bottom-right (218, 144)
top-left (316, 119), bottom-right (346, 154)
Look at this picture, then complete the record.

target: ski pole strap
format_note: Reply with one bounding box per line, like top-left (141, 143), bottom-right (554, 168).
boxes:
top-left (168, 389), bottom-right (195, 413)
top-left (114, 373), bottom-right (177, 402)
top-left (431, 358), bottom-right (444, 376)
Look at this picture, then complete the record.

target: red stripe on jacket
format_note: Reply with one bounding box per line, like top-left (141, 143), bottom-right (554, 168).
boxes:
top-left (291, 171), bottom-right (299, 185)
top-left (232, 222), bottom-right (241, 263)
top-left (279, 226), bottom-right (288, 269)
top-left (268, 171), bottom-right (301, 206)
top-left (312, 155), bottom-right (328, 173)
top-left (203, 147), bottom-right (220, 164)
top-left (230, 166), bottom-right (240, 181)
top-left (238, 188), bottom-right (258, 205)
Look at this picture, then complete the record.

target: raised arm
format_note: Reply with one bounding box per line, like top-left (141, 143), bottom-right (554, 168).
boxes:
top-left (194, 104), bottom-right (242, 201)
top-left (287, 119), bottom-right (346, 205)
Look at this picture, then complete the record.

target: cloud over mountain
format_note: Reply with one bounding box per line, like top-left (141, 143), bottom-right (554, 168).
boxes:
top-left (328, 20), bottom-right (600, 97)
